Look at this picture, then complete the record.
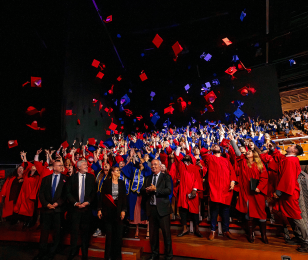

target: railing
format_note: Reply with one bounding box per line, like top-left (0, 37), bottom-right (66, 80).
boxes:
top-left (274, 136), bottom-right (308, 152)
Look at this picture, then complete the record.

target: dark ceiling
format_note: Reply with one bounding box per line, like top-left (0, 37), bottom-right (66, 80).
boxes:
top-left (1, 0), bottom-right (308, 163)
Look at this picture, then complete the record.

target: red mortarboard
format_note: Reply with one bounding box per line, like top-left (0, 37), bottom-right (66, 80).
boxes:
top-left (88, 138), bottom-right (96, 146)
top-left (204, 91), bottom-right (217, 103)
top-left (22, 81), bottom-right (30, 87)
top-left (99, 141), bottom-right (105, 147)
top-left (106, 130), bottom-right (111, 136)
top-left (172, 41), bottom-right (183, 56)
top-left (26, 106), bottom-right (38, 115)
top-left (92, 59), bottom-right (100, 68)
top-left (247, 87), bottom-right (256, 94)
top-left (220, 138), bottom-right (230, 147)
top-left (152, 34), bottom-right (163, 48)
top-left (77, 119), bottom-right (80, 125)
top-left (99, 102), bottom-right (103, 111)
top-left (61, 141), bottom-right (69, 149)
top-left (26, 121), bottom-right (45, 130)
top-left (8, 140), bottom-right (18, 149)
top-left (144, 123), bottom-right (148, 129)
top-left (225, 66), bottom-right (237, 76)
top-left (177, 97), bottom-right (187, 112)
top-left (238, 63), bottom-right (244, 70)
top-left (0, 170), bottom-right (5, 179)
top-left (136, 115), bottom-right (143, 121)
top-left (103, 15), bottom-right (112, 23)
top-left (31, 77), bottom-right (42, 87)
top-left (169, 129), bottom-right (174, 134)
top-left (117, 75), bottom-right (122, 81)
top-left (96, 72), bottom-right (104, 79)
top-left (108, 85), bottom-right (114, 94)
top-left (238, 87), bottom-right (249, 96)
top-left (139, 71), bottom-right (147, 81)
top-left (66, 110), bottom-right (73, 116)
top-left (188, 101), bottom-right (191, 105)
top-left (222, 37), bottom-right (232, 46)
top-left (124, 109), bottom-right (133, 116)
top-left (121, 126), bottom-right (124, 130)
top-left (205, 104), bottom-right (214, 112)
top-left (105, 107), bottom-right (113, 116)
top-left (164, 105), bottom-right (174, 114)
top-left (109, 122), bottom-right (117, 131)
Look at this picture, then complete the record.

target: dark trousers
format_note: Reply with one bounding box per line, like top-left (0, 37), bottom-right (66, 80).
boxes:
top-left (104, 209), bottom-right (124, 260)
top-left (69, 210), bottom-right (92, 257)
top-left (210, 201), bottom-right (230, 232)
top-left (39, 211), bottom-right (62, 256)
top-left (179, 207), bottom-right (199, 226)
top-left (149, 205), bottom-right (173, 260)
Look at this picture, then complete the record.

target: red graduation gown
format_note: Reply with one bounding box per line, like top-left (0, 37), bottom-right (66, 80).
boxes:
top-left (236, 158), bottom-right (268, 219)
top-left (14, 162), bottom-right (40, 217)
top-left (272, 150), bottom-right (302, 219)
top-left (0, 177), bottom-right (17, 218)
top-left (175, 155), bottom-right (203, 214)
top-left (260, 152), bottom-right (279, 197)
top-left (168, 162), bottom-right (180, 198)
top-left (201, 153), bottom-right (237, 205)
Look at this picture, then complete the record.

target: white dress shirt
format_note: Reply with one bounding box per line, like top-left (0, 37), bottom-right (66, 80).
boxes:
top-left (150, 172), bottom-right (161, 205)
top-left (51, 172), bottom-right (60, 190)
top-left (78, 172), bottom-right (87, 202)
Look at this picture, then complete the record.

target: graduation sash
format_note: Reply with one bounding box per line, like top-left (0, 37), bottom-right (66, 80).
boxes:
top-left (119, 172), bottom-right (130, 195)
top-left (131, 169), bottom-right (144, 194)
top-left (96, 171), bottom-right (108, 193)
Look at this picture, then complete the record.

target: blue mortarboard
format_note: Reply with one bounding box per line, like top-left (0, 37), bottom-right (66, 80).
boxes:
top-left (88, 145), bottom-right (97, 152)
top-left (104, 138), bottom-right (115, 148)
top-left (225, 113), bottom-right (231, 119)
top-left (289, 59), bottom-right (296, 66)
top-left (212, 79), bottom-right (220, 85)
top-left (234, 100), bottom-right (244, 108)
top-left (150, 91), bottom-right (156, 101)
top-left (200, 125), bottom-right (204, 129)
top-left (188, 122), bottom-right (191, 126)
top-left (184, 84), bottom-right (190, 92)
top-left (232, 55), bottom-right (239, 62)
top-left (121, 121), bottom-right (124, 124)
top-left (117, 34), bottom-right (121, 38)
top-left (135, 139), bottom-right (144, 150)
top-left (151, 113), bottom-right (160, 125)
top-left (234, 108), bottom-right (244, 118)
top-left (191, 117), bottom-right (196, 124)
top-left (200, 52), bottom-right (212, 61)
top-left (120, 94), bottom-right (130, 106)
top-left (240, 10), bottom-right (246, 21)
top-left (209, 122), bottom-right (215, 126)
top-left (114, 99), bottom-right (118, 106)
top-left (129, 89), bottom-right (132, 93)
top-left (133, 119), bottom-right (136, 123)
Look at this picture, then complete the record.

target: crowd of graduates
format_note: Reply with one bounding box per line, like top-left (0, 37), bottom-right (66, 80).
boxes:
top-left (1, 111), bottom-right (308, 260)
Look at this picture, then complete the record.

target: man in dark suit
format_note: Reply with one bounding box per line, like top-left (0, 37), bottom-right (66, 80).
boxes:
top-left (34, 160), bottom-right (67, 260)
top-left (66, 160), bottom-right (96, 260)
top-left (141, 159), bottom-right (173, 260)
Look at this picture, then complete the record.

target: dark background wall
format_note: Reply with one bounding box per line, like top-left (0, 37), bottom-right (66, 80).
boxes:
top-left (1, 0), bottom-right (308, 164)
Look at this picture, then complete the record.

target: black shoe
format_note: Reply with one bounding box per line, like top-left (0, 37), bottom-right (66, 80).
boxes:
top-left (297, 244), bottom-right (308, 252)
top-left (177, 230), bottom-right (189, 237)
top-left (194, 231), bottom-right (203, 238)
top-left (286, 237), bottom-right (301, 245)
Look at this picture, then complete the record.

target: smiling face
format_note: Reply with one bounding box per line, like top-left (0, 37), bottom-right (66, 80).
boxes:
top-left (111, 167), bottom-right (120, 179)
top-left (151, 159), bottom-right (161, 174)
top-left (17, 166), bottom-right (24, 177)
top-left (78, 161), bottom-right (88, 174)
top-left (246, 150), bottom-right (253, 159)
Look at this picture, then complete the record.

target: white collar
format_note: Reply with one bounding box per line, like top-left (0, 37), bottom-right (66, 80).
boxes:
top-left (286, 154), bottom-right (296, 157)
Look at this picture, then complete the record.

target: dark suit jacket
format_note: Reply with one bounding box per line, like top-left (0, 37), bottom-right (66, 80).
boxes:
top-left (66, 172), bottom-right (96, 212)
top-left (98, 178), bottom-right (127, 219)
top-left (39, 173), bottom-right (67, 213)
top-left (141, 172), bottom-right (173, 217)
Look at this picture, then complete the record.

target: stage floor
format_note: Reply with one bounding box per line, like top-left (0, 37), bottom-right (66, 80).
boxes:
top-left (0, 221), bottom-right (307, 260)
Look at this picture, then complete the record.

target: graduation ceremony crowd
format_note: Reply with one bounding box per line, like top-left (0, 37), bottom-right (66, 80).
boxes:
top-left (1, 107), bottom-right (308, 260)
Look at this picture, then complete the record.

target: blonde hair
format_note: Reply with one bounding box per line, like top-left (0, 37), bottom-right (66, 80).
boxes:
top-left (247, 150), bottom-right (264, 172)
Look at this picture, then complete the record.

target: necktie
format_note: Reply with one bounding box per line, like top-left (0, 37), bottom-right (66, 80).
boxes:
top-left (150, 175), bottom-right (157, 205)
top-left (80, 174), bottom-right (85, 203)
top-left (51, 175), bottom-right (58, 199)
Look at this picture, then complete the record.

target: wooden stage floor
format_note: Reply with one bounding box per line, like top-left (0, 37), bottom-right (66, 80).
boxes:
top-left (0, 222), bottom-right (307, 260)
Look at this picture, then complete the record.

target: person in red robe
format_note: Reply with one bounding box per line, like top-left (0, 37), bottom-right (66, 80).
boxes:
top-left (175, 147), bottom-right (203, 237)
top-left (230, 139), bottom-right (269, 243)
top-left (14, 153), bottom-right (41, 227)
top-left (201, 143), bottom-right (237, 241)
top-left (270, 144), bottom-right (308, 252)
top-left (167, 153), bottom-right (180, 219)
top-left (0, 155), bottom-right (32, 224)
